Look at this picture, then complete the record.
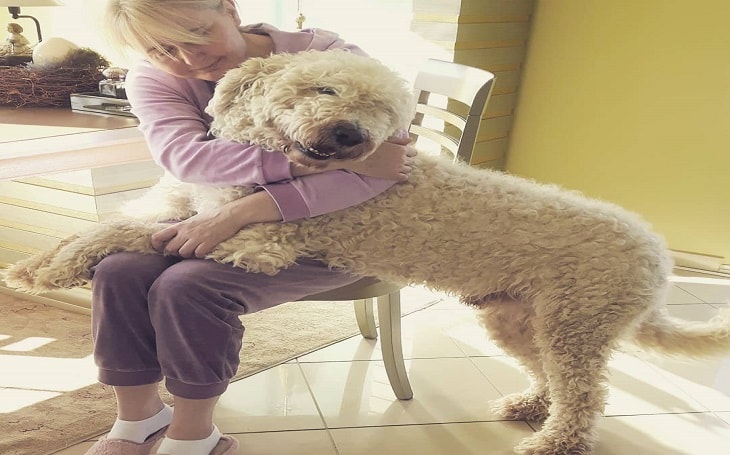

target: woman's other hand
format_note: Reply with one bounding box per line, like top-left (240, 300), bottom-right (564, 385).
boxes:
top-left (343, 136), bottom-right (417, 181)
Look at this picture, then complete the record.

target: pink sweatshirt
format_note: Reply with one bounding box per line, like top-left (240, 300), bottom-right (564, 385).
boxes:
top-left (125, 23), bottom-right (395, 221)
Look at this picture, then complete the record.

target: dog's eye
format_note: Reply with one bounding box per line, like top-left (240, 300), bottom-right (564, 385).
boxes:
top-left (315, 87), bottom-right (337, 95)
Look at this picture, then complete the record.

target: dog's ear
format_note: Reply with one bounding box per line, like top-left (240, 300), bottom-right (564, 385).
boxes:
top-left (207, 53), bottom-right (293, 119)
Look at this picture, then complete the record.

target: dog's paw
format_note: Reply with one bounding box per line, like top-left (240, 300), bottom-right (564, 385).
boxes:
top-left (491, 392), bottom-right (550, 422)
top-left (515, 431), bottom-right (593, 455)
top-left (3, 265), bottom-right (37, 293)
top-left (2, 253), bottom-right (93, 294)
top-left (207, 242), bottom-right (297, 275)
top-left (2, 264), bottom-right (82, 295)
top-left (2, 257), bottom-right (52, 294)
top-left (206, 251), bottom-right (288, 275)
top-left (39, 267), bottom-right (92, 292)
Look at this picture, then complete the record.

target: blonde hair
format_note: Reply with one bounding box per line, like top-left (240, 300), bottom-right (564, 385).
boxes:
top-left (104, 0), bottom-right (230, 56)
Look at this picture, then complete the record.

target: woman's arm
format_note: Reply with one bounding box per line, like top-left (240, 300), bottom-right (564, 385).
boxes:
top-left (153, 138), bottom-right (417, 258)
top-left (126, 64), bottom-right (295, 186)
top-left (128, 64), bottom-right (414, 185)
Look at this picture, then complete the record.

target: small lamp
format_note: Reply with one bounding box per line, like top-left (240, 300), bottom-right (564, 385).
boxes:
top-left (0, 0), bottom-right (63, 44)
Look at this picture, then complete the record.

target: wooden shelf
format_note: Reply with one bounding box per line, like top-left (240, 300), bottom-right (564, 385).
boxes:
top-left (0, 106), bottom-right (161, 312)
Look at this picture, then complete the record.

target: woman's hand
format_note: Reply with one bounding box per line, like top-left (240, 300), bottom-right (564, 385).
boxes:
top-left (343, 136), bottom-right (417, 181)
top-left (151, 191), bottom-right (281, 258)
top-left (151, 208), bottom-right (244, 258)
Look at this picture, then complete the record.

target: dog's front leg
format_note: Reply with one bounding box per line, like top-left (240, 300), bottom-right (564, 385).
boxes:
top-left (206, 222), bottom-right (305, 275)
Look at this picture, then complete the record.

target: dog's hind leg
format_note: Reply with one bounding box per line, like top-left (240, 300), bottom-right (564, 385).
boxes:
top-left (7, 220), bottom-right (162, 294)
top-left (472, 294), bottom-right (550, 422)
top-left (515, 291), bottom-right (651, 455)
top-left (3, 233), bottom-right (82, 292)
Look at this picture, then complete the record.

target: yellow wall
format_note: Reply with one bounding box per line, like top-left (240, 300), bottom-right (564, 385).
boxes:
top-left (506, 0), bottom-right (730, 264)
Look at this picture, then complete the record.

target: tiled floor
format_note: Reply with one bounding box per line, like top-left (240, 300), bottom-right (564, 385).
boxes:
top-left (27, 275), bottom-right (730, 454)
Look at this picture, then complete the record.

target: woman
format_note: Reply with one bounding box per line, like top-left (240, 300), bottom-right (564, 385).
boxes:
top-left (90, 1), bottom-right (417, 454)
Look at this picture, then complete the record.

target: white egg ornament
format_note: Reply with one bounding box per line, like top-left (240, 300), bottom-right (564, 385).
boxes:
top-left (32, 37), bottom-right (80, 67)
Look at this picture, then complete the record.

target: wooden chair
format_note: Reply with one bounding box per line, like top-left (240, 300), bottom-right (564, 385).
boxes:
top-left (299, 59), bottom-right (495, 400)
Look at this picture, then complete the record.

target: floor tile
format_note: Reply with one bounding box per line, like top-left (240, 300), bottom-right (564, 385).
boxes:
top-left (214, 363), bottom-right (325, 434)
top-left (399, 285), bottom-right (449, 307)
top-left (640, 353), bottom-right (730, 412)
top-left (228, 430), bottom-right (338, 455)
top-left (301, 357), bottom-right (503, 428)
top-left (470, 356), bottom-right (532, 397)
top-left (329, 421), bottom-right (534, 455)
top-left (444, 316), bottom-right (507, 357)
top-left (428, 298), bottom-right (470, 310)
top-left (298, 309), bottom-right (469, 363)
top-left (666, 284), bottom-right (704, 304)
top-left (593, 413), bottom-right (730, 455)
top-left (672, 277), bottom-right (730, 304)
top-left (665, 302), bottom-right (725, 321)
top-left (716, 412), bottom-right (730, 426)
top-left (300, 304), bottom-right (505, 363)
top-left (604, 352), bottom-right (707, 415)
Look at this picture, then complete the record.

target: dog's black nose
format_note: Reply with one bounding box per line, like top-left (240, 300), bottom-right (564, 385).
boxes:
top-left (334, 124), bottom-right (365, 146)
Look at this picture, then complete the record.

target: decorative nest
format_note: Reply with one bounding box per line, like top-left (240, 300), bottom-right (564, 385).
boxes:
top-left (0, 47), bottom-right (111, 108)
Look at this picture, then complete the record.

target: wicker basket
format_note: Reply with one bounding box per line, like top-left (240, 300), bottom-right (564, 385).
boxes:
top-left (0, 65), bottom-right (105, 108)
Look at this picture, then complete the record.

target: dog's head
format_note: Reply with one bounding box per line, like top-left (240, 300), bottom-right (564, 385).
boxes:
top-left (207, 49), bottom-right (415, 168)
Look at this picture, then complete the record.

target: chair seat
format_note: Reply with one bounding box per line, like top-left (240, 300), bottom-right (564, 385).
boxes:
top-left (302, 277), bottom-right (403, 301)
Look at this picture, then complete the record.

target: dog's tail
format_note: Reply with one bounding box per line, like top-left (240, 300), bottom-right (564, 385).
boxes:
top-left (632, 307), bottom-right (730, 357)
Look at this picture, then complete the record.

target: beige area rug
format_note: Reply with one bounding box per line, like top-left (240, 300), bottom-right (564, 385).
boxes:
top-left (0, 291), bottom-right (439, 455)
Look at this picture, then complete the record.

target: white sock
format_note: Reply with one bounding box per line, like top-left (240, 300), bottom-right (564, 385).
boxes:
top-left (157, 425), bottom-right (221, 455)
top-left (107, 404), bottom-right (173, 443)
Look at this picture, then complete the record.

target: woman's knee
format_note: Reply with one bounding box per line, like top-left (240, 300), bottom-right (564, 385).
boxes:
top-left (92, 252), bottom-right (179, 292)
top-left (148, 260), bottom-right (245, 315)
top-left (91, 253), bottom-right (179, 334)
top-left (147, 261), bottom-right (246, 345)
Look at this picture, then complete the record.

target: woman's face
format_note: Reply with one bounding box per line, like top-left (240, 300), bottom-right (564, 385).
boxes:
top-left (144, 6), bottom-right (247, 81)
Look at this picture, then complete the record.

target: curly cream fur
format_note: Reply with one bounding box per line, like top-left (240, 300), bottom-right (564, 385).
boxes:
top-left (4, 50), bottom-right (730, 455)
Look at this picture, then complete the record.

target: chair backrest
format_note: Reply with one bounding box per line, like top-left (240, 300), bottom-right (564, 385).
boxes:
top-left (409, 59), bottom-right (496, 164)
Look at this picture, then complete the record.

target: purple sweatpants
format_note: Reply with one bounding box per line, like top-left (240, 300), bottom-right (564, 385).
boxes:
top-left (90, 252), bottom-right (361, 399)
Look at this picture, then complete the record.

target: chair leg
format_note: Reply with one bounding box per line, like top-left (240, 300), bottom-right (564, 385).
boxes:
top-left (353, 298), bottom-right (377, 339)
top-left (376, 291), bottom-right (413, 400)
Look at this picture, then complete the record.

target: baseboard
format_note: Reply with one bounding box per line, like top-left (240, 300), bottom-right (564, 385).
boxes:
top-left (670, 250), bottom-right (725, 272)
top-left (0, 283), bottom-right (91, 315)
top-left (672, 265), bottom-right (730, 279)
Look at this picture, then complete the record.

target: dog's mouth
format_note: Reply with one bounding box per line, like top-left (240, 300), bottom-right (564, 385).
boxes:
top-left (281, 121), bottom-right (372, 163)
top-left (294, 141), bottom-right (336, 160)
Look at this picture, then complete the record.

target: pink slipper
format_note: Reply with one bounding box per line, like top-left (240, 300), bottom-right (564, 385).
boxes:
top-left (209, 435), bottom-right (239, 454)
top-left (85, 426), bottom-right (168, 455)
top-left (151, 434), bottom-right (239, 455)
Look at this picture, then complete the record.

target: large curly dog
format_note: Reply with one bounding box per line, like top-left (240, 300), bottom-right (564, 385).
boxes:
top-left (4, 50), bottom-right (730, 454)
